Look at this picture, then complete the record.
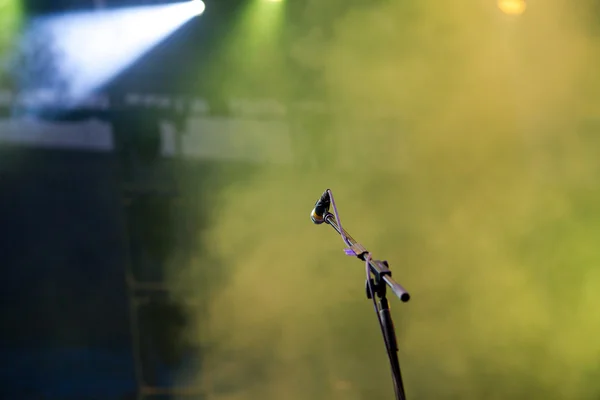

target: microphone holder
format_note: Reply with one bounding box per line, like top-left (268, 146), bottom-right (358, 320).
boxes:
top-left (323, 211), bottom-right (409, 400)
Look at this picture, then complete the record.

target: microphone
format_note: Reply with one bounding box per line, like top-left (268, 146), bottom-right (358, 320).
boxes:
top-left (310, 189), bottom-right (331, 224)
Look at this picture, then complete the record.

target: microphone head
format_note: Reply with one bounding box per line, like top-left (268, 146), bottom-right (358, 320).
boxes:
top-left (319, 190), bottom-right (331, 209)
top-left (310, 208), bottom-right (326, 224)
top-left (310, 189), bottom-right (331, 224)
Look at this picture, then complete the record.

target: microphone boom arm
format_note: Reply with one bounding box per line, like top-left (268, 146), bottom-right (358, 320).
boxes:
top-left (324, 212), bottom-right (410, 303)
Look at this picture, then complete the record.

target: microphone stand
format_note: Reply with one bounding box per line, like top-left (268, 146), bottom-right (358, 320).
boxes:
top-left (323, 212), bottom-right (409, 400)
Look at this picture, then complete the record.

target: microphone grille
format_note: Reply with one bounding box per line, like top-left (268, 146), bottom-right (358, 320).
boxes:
top-left (310, 209), bottom-right (325, 224)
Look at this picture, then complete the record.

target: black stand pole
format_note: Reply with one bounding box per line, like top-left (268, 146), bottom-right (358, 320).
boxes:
top-left (324, 212), bottom-right (409, 400)
top-left (368, 273), bottom-right (407, 400)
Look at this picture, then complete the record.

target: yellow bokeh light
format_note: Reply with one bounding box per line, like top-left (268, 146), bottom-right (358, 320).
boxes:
top-left (498, 0), bottom-right (526, 15)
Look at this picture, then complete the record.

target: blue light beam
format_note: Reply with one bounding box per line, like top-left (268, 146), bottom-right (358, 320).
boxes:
top-left (16, 0), bottom-right (205, 101)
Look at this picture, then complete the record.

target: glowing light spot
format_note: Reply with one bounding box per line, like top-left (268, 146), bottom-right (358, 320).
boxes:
top-left (498, 0), bottom-right (526, 15)
top-left (191, 0), bottom-right (205, 16)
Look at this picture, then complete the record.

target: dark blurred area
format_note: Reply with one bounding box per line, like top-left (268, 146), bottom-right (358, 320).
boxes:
top-left (0, 1), bottom-right (263, 398)
top-left (0, 135), bottom-right (201, 399)
top-left (0, 124), bottom-right (245, 399)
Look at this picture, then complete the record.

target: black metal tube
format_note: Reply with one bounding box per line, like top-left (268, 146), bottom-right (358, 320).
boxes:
top-left (379, 296), bottom-right (407, 400)
top-left (324, 213), bottom-right (410, 303)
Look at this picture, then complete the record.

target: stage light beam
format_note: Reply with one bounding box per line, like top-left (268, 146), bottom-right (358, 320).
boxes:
top-left (15, 0), bottom-right (205, 101)
top-left (0, 0), bottom-right (22, 57)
